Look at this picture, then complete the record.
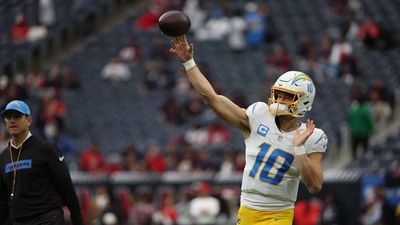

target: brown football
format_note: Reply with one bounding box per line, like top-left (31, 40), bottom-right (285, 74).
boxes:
top-left (158, 11), bottom-right (191, 37)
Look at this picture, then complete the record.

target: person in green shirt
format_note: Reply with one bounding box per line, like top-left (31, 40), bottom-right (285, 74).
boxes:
top-left (348, 96), bottom-right (374, 159)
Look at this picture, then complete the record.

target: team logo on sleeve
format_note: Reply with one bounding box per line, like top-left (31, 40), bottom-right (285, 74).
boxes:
top-left (257, 124), bottom-right (269, 137)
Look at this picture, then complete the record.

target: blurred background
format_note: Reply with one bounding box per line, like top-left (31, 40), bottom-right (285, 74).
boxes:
top-left (0, 0), bottom-right (399, 224)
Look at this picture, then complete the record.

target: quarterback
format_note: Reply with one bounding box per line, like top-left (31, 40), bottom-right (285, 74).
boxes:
top-left (170, 36), bottom-right (327, 225)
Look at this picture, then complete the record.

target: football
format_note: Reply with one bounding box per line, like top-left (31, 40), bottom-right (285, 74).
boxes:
top-left (158, 10), bottom-right (191, 37)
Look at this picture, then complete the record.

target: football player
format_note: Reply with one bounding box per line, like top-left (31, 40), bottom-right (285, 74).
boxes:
top-left (170, 35), bottom-right (327, 225)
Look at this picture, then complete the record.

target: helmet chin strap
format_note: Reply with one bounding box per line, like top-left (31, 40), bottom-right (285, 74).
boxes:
top-left (269, 103), bottom-right (289, 115)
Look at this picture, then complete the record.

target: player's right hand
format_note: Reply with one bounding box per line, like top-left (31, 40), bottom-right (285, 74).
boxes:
top-left (293, 119), bottom-right (315, 147)
top-left (170, 35), bottom-right (193, 63)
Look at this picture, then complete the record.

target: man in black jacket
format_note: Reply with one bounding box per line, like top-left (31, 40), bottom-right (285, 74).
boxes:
top-left (0, 100), bottom-right (83, 225)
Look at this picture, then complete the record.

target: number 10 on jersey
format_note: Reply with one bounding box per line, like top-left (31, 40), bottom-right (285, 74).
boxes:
top-left (249, 143), bottom-right (294, 185)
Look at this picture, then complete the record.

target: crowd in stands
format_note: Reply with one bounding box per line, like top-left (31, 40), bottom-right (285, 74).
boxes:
top-left (1, 0), bottom-right (400, 224)
top-left (3, 0), bottom-right (115, 45)
top-left (69, 182), bottom-right (240, 225)
top-left (77, 139), bottom-right (245, 176)
top-left (66, 182), bottom-right (400, 225)
top-left (7, 1), bottom-right (54, 44)
top-left (0, 63), bottom-right (80, 152)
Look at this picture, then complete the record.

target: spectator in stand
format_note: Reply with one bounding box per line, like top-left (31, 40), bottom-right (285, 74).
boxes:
top-left (61, 67), bottom-right (81, 89)
top-left (144, 65), bottom-right (175, 91)
top-left (194, 149), bottom-right (214, 172)
top-left (79, 141), bottom-right (106, 173)
top-left (368, 89), bottom-right (392, 131)
top-left (360, 186), bottom-right (396, 225)
top-left (243, 2), bottom-right (266, 48)
top-left (194, 6), bottom-right (231, 41)
top-left (47, 125), bottom-right (77, 158)
top-left (348, 96), bottom-right (374, 160)
top-left (145, 143), bottom-right (166, 173)
top-left (294, 197), bottom-right (322, 225)
top-left (320, 36), bottom-right (332, 61)
top-left (341, 62), bottom-right (356, 85)
top-left (10, 13), bottom-right (29, 43)
top-left (321, 193), bottom-right (347, 225)
top-left (358, 17), bottom-right (380, 49)
top-left (135, 6), bottom-right (160, 30)
top-left (174, 70), bottom-right (192, 101)
top-left (2, 83), bottom-right (29, 104)
top-left (121, 144), bottom-right (144, 171)
top-left (375, 187), bottom-right (396, 225)
top-left (119, 38), bottom-right (142, 66)
top-left (182, 92), bottom-right (205, 118)
top-left (152, 194), bottom-right (178, 225)
top-left (157, 69), bottom-right (176, 90)
top-left (234, 152), bottom-right (246, 172)
top-left (267, 42), bottom-right (291, 72)
top-left (42, 95), bottom-right (67, 138)
top-left (183, 0), bottom-right (206, 33)
top-left (220, 149), bottom-right (235, 173)
top-left (184, 123), bottom-right (209, 149)
top-left (164, 143), bottom-right (179, 171)
top-left (142, 58), bottom-right (164, 91)
top-left (259, 5), bottom-right (273, 42)
top-left (27, 23), bottom-right (48, 43)
top-left (129, 188), bottom-right (155, 225)
top-left (175, 187), bottom-right (192, 225)
top-left (26, 70), bottom-right (46, 92)
top-left (98, 186), bottom-right (123, 225)
top-left (189, 182), bottom-right (220, 225)
top-left (101, 57), bottom-right (132, 84)
top-left (149, 40), bottom-right (173, 61)
top-left (369, 79), bottom-right (395, 109)
top-left (207, 121), bottom-right (230, 146)
top-left (104, 153), bottom-right (123, 174)
top-left (297, 36), bottom-right (318, 76)
top-left (46, 65), bottom-right (63, 89)
top-left (86, 185), bottom-right (120, 225)
top-left (297, 36), bottom-right (315, 60)
top-left (161, 96), bottom-right (184, 126)
top-left (39, 0), bottom-right (56, 27)
top-left (328, 35), bottom-right (353, 78)
top-left (177, 148), bottom-right (194, 172)
top-left (35, 95), bottom-right (65, 138)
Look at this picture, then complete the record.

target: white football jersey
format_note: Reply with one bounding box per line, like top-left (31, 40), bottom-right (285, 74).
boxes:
top-left (240, 102), bottom-right (328, 211)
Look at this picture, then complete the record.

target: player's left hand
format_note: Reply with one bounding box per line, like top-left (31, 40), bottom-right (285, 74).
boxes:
top-left (293, 119), bottom-right (315, 147)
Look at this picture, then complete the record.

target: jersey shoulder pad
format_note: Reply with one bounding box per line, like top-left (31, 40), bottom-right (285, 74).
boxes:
top-left (305, 128), bottom-right (328, 153)
top-left (246, 102), bottom-right (268, 119)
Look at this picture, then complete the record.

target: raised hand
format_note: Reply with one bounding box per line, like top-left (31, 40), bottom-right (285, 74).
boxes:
top-left (293, 119), bottom-right (315, 147)
top-left (170, 35), bottom-right (193, 63)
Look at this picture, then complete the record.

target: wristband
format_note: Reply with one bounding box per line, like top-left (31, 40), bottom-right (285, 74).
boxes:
top-left (294, 145), bottom-right (306, 156)
top-left (182, 58), bottom-right (196, 70)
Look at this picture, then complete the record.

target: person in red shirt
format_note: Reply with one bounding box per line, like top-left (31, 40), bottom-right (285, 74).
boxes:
top-left (145, 143), bottom-right (166, 172)
top-left (267, 43), bottom-right (291, 71)
top-left (10, 13), bottom-right (29, 42)
top-left (358, 17), bottom-right (380, 48)
top-left (79, 141), bottom-right (106, 173)
top-left (135, 7), bottom-right (160, 30)
top-left (294, 198), bottom-right (322, 225)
